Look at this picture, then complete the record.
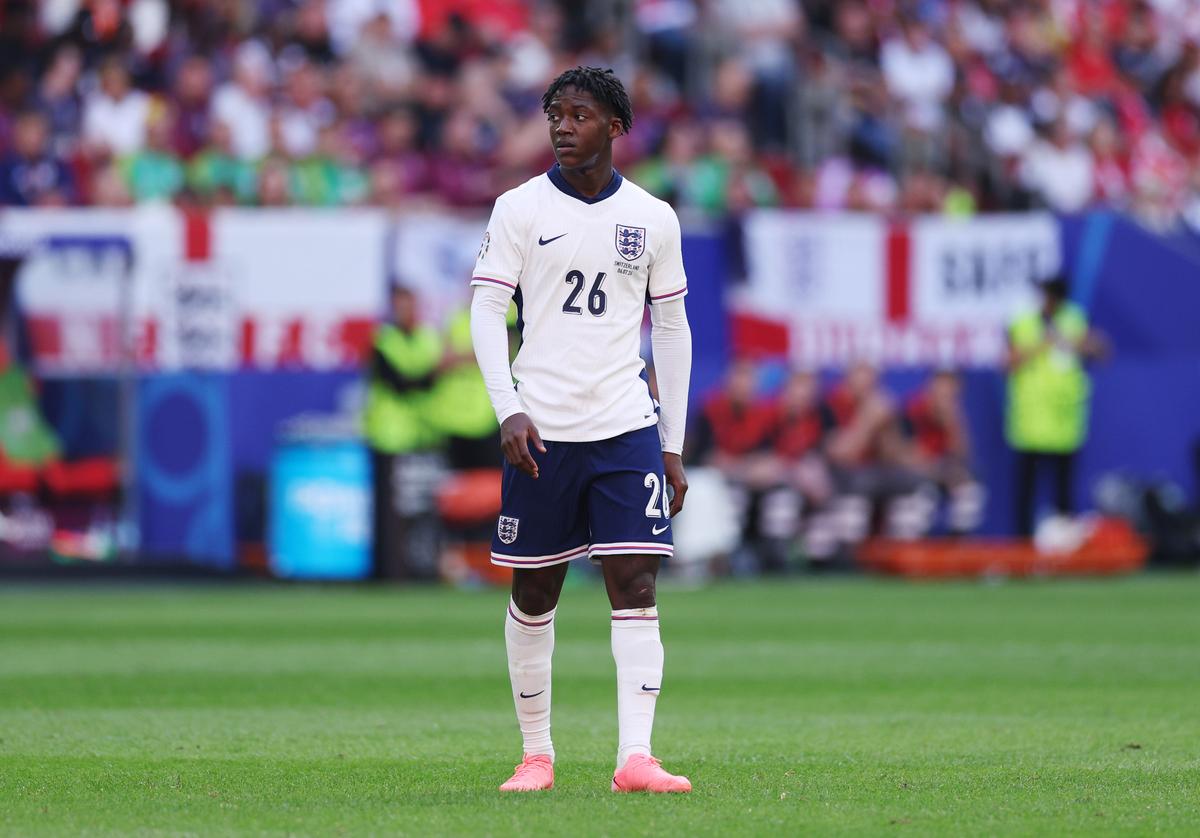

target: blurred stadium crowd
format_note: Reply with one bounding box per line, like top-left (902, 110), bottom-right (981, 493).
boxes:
top-left (1, 0), bottom-right (1200, 228)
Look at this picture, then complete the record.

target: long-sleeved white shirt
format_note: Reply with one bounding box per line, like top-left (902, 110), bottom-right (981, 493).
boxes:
top-left (467, 168), bottom-right (692, 447)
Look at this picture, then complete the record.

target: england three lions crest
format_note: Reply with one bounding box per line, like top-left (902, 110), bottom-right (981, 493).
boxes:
top-left (497, 516), bottom-right (519, 544)
top-left (615, 225), bottom-right (646, 261)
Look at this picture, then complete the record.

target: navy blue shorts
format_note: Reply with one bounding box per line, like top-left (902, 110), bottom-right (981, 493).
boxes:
top-left (490, 424), bottom-right (673, 568)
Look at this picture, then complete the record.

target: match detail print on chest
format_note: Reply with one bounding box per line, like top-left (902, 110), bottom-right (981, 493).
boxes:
top-left (613, 221), bottom-right (647, 279)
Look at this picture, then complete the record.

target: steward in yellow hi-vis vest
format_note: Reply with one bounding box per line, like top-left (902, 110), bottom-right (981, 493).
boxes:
top-left (364, 288), bottom-right (442, 455)
top-left (429, 306), bottom-right (502, 469)
top-left (363, 286), bottom-right (443, 580)
top-left (1006, 274), bottom-right (1107, 536)
top-left (1007, 303), bottom-right (1090, 454)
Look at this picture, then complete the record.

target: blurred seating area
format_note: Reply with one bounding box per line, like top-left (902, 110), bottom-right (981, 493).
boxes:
top-left (681, 358), bottom-right (985, 572)
top-left (0, 0), bottom-right (1199, 228)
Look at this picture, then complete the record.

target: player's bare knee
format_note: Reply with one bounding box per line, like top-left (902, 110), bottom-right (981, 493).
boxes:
top-left (511, 568), bottom-right (564, 616)
top-left (513, 585), bottom-right (557, 616)
top-left (618, 571), bottom-right (657, 609)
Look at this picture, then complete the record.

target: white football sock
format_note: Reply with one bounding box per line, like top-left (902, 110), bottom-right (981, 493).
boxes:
top-left (505, 599), bottom-right (555, 761)
top-left (611, 606), bottom-right (663, 769)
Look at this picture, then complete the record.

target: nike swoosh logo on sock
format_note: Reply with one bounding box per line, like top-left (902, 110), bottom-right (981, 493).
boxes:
top-left (519, 690), bottom-right (545, 699)
top-left (538, 233), bottom-right (567, 246)
top-left (651, 524), bottom-right (670, 535)
top-left (641, 684), bottom-right (660, 692)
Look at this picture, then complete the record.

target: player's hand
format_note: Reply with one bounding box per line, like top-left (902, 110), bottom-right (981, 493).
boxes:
top-left (501, 413), bottom-right (546, 479)
top-left (663, 452), bottom-right (688, 517)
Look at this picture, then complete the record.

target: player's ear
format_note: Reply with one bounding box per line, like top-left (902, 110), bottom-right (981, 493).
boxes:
top-left (608, 115), bottom-right (623, 139)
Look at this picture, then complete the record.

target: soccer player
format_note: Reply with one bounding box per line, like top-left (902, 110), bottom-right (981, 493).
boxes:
top-left (469, 67), bottom-right (693, 794)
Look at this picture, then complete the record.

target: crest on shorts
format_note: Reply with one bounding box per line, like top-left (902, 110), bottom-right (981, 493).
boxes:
top-left (615, 224), bottom-right (646, 261)
top-left (498, 515), bottom-right (519, 544)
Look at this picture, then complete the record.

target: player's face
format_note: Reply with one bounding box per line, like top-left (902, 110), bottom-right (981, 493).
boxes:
top-left (545, 87), bottom-right (621, 170)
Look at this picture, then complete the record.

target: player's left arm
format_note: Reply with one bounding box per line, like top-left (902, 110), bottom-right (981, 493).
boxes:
top-left (648, 206), bottom-right (692, 517)
top-left (652, 299), bottom-right (691, 515)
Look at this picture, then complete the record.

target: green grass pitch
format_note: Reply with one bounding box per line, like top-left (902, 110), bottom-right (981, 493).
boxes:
top-left (2, 575), bottom-right (1199, 835)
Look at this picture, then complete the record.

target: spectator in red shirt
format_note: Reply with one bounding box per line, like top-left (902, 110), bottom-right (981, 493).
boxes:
top-left (767, 369), bottom-right (838, 561)
top-left (825, 361), bottom-right (903, 470)
top-left (1068, 14), bottom-right (1119, 98)
top-left (1160, 58), bottom-right (1200, 160)
top-left (690, 358), bottom-right (774, 465)
top-left (688, 359), bottom-right (787, 571)
top-left (900, 370), bottom-right (985, 534)
top-left (770, 370), bottom-right (832, 462)
top-left (823, 361), bottom-right (932, 542)
top-left (417, 0), bottom-right (528, 42)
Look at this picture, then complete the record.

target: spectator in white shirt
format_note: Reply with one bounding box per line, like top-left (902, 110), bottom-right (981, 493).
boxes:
top-left (985, 83), bottom-right (1035, 158)
top-left (881, 17), bottom-right (955, 133)
top-left (328, 0), bottom-right (419, 57)
top-left (711, 0), bottom-right (802, 148)
top-left (211, 40), bottom-right (275, 161)
top-left (277, 57), bottom-right (334, 158)
top-left (1021, 119), bottom-right (1095, 213)
top-left (1031, 68), bottom-right (1099, 140)
top-left (82, 56), bottom-right (150, 157)
top-left (348, 12), bottom-right (417, 105)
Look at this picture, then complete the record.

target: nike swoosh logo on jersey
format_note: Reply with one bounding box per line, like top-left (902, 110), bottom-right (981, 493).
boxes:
top-left (519, 690), bottom-right (545, 699)
top-left (538, 233), bottom-right (567, 246)
top-left (651, 524), bottom-right (670, 535)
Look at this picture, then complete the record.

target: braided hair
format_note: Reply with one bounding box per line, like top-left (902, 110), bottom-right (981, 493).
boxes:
top-left (541, 66), bottom-right (633, 134)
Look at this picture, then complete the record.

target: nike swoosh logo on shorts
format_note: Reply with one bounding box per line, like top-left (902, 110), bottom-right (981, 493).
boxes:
top-left (519, 690), bottom-right (545, 699)
top-left (538, 233), bottom-right (567, 246)
top-left (652, 524), bottom-right (670, 535)
top-left (641, 684), bottom-right (660, 692)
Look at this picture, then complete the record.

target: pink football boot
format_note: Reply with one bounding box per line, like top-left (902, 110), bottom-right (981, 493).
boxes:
top-left (498, 754), bottom-right (554, 792)
top-left (611, 754), bottom-right (692, 793)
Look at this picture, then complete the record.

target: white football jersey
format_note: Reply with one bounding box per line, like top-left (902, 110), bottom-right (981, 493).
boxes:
top-left (471, 166), bottom-right (688, 442)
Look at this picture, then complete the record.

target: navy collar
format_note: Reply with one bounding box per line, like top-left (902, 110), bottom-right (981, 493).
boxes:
top-left (547, 164), bottom-right (623, 204)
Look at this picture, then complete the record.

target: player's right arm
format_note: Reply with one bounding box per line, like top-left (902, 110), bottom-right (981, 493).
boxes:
top-left (469, 194), bottom-right (546, 478)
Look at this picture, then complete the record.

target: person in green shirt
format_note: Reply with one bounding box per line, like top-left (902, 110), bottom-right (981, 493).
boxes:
top-left (120, 103), bottom-right (184, 203)
top-left (1006, 274), bottom-right (1107, 536)
top-left (631, 119), bottom-right (778, 216)
top-left (289, 124), bottom-right (369, 206)
top-left (186, 122), bottom-right (258, 205)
